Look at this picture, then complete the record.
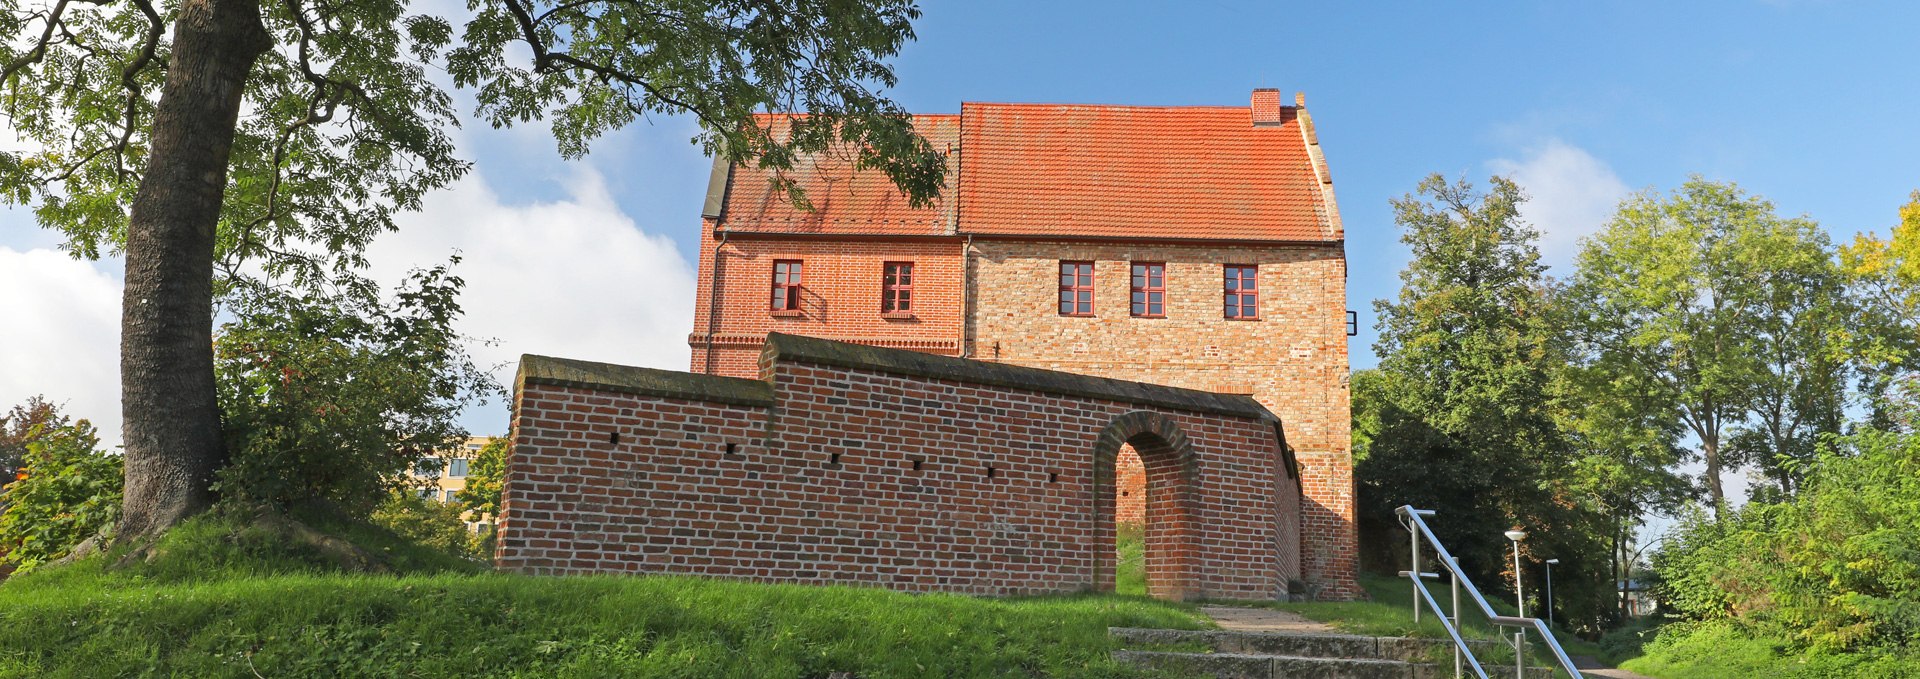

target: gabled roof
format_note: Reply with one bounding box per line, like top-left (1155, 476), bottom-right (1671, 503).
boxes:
top-left (708, 94), bottom-right (1341, 243)
top-left (713, 115), bottom-right (960, 236)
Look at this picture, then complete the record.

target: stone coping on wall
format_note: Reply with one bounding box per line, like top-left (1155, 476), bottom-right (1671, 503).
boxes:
top-left (517, 354), bottom-right (776, 408)
top-left (762, 332), bottom-right (1277, 422)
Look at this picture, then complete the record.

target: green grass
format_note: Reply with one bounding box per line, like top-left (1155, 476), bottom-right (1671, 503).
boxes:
top-left (1613, 620), bottom-right (1920, 679)
top-left (0, 514), bottom-right (1210, 678)
top-left (1116, 522), bottom-right (1146, 597)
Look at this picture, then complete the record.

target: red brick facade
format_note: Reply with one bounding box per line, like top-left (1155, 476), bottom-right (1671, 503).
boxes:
top-left (676, 91), bottom-right (1358, 600)
top-left (501, 335), bottom-right (1300, 600)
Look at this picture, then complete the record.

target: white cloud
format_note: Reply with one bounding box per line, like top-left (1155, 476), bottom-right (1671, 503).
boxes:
top-left (1488, 139), bottom-right (1631, 271)
top-left (0, 248), bottom-right (123, 447)
top-left (365, 168), bottom-right (697, 435)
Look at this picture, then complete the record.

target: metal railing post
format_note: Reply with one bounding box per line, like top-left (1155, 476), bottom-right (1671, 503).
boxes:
top-left (1452, 556), bottom-right (1462, 679)
top-left (1411, 522), bottom-right (1422, 624)
top-left (1394, 506), bottom-right (1584, 679)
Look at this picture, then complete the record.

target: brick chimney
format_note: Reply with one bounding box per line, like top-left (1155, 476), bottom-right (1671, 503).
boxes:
top-left (1251, 88), bottom-right (1283, 126)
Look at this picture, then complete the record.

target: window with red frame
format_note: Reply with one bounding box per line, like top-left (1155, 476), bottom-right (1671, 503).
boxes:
top-left (1130, 262), bottom-right (1165, 317)
top-left (1058, 261), bottom-right (1094, 316)
top-left (882, 262), bottom-right (914, 313)
top-left (1224, 265), bottom-right (1259, 319)
top-left (770, 260), bottom-right (803, 311)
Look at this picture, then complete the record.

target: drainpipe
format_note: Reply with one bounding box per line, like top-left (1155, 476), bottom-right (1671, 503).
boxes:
top-left (703, 230), bottom-right (729, 373)
top-left (959, 234), bottom-right (974, 358)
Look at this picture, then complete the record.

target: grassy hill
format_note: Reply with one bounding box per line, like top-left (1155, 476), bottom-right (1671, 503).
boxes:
top-left (0, 514), bottom-right (1209, 678)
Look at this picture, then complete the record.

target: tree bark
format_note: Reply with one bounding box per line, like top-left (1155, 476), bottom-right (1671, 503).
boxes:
top-left (116, 0), bottom-right (269, 543)
top-left (1701, 435), bottom-right (1725, 519)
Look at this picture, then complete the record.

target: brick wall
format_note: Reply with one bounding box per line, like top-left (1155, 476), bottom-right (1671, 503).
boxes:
top-left (1115, 443), bottom-right (1145, 525)
top-left (968, 240), bottom-right (1358, 599)
top-left (689, 226), bottom-right (966, 375)
top-left (501, 334), bottom-right (1301, 600)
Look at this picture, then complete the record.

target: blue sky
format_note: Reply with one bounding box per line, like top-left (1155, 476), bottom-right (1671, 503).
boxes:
top-left (5, 1), bottom-right (1917, 504)
top-left (470, 0), bottom-right (1920, 367)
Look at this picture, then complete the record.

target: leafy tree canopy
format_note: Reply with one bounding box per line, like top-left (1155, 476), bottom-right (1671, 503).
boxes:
top-left (1, 0), bottom-right (944, 283)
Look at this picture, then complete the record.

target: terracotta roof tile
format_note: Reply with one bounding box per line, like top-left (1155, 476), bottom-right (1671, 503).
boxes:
top-left (719, 115), bottom-right (959, 236)
top-left (715, 99), bottom-right (1338, 242)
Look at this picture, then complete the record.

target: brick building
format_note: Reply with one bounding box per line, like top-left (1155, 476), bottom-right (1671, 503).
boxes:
top-left (684, 89), bottom-right (1356, 599)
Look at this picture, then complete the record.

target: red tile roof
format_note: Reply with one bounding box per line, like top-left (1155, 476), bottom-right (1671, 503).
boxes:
top-left (713, 97), bottom-right (1340, 242)
top-left (718, 115), bottom-right (959, 236)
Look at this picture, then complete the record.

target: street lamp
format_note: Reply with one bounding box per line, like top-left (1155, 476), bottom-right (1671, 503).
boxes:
top-left (1505, 529), bottom-right (1528, 679)
top-left (1544, 559), bottom-right (1560, 630)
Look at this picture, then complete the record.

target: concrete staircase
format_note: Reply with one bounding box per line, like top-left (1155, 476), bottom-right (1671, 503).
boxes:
top-left (1110, 627), bottom-right (1558, 679)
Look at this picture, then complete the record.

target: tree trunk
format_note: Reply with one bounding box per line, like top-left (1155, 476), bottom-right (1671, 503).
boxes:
top-left (1701, 436), bottom-right (1726, 519)
top-left (116, 0), bottom-right (269, 543)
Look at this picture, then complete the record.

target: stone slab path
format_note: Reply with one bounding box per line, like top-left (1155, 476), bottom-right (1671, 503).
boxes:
top-left (1199, 605), bottom-right (1338, 634)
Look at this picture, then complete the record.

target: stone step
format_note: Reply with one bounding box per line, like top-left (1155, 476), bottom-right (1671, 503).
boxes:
top-left (1110, 627), bottom-right (1504, 662)
top-left (1110, 628), bottom-right (1559, 679)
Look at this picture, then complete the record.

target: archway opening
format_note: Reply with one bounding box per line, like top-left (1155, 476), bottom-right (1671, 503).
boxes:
top-left (1115, 443), bottom-right (1147, 596)
top-left (1093, 412), bottom-right (1198, 601)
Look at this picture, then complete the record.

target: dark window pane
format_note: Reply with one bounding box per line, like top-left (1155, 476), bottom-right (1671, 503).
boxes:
top-left (773, 289), bottom-right (788, 308)
top-left (1132, 302), bottom-right (1145, 315)
top-left (1078, 301), bottom-right (1092, 314)
top-left (1132, 291), bottom-right (1145, 304)
top-left (1061, 274), bottom-right (1075, 287)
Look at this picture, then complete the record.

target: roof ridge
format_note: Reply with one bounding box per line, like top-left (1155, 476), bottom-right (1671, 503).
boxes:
top-left (961, 101), bottom-right (1273, 111)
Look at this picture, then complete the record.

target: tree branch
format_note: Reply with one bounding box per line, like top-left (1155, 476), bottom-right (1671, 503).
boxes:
top-left (0, 0), bottom-right (72, 84)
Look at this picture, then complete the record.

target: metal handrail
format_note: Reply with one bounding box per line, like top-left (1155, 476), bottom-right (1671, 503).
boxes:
top-left (1396, 505), bottom-right (1585, 679)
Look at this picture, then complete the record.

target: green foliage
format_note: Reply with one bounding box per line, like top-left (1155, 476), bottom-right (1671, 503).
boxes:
top-left (0, 413), bottom-right (121, 572)
top-left (1649, 415), bottom-right (1920, 664)
top-left (446, 0), bottom-right (946, 208)
top-left (1618, 619), bottom-right (1920, 679)
top-left (457, 436), bottom-right (508, 518)
top-left (213, 262), bottom-right (496, 517)
top-left (1115, 521), bottom-right (1145, 597)
top-left (1, 0), bottom-right (944, 281)
top-left (1563, 177), bottom-right (1855, 509)
top-left (0, 396), bottom-right (64, 489)
top-left (1360, 174), bottom-right (1620, 631)
top-left (371, 490), bottom-right (484, 561)
top-left (0, 514), bottom-right (1205, 678)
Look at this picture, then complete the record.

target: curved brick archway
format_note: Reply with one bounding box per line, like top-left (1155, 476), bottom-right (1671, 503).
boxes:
top-left (1091, 411), bottom-right (1201, 601)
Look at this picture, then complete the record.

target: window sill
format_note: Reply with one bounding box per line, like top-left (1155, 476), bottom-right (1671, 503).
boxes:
top-left (1130, 314), bottom-right (1167, 320)
top-left (881, 312), bottom-right (917, 320)
top-left (1224, 316), bottom-right (1263, 321)
top-left (770, 309), bottom-right (804, 318)
top-left (1059, 313), bottom-right (1095, 318)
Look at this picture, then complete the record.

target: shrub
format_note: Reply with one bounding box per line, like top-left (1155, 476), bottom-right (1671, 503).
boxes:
top-left (212, 265), bottom-right (497, 518)
top-left (0, 415), bottom-right (121, 571)
top-left (1649, 423), bottom-right (1920, 656)
top-left (370, 490), bottom-right (484, 561)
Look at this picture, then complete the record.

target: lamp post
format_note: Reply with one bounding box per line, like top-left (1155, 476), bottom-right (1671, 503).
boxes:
top-left (1505, 529), bottom-right (1528, 679)
top-left (1544, 558), bottom-right (1560, 630)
